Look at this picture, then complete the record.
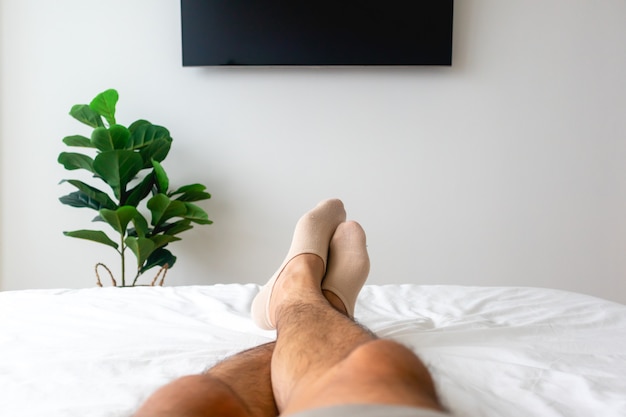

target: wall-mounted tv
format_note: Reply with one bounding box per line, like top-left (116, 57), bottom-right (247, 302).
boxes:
top-left (180, 1), bottom-right (454, 67)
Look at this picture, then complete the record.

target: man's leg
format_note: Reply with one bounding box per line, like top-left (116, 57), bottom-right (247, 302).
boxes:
top-left (134, 199), bottom-right (346, 417)
top-left (255, 212), bottom-right (444, 415)
top-left (133, 342), bottom-right (277, 417)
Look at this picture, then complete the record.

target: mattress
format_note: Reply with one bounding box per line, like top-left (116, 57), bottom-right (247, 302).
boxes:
top-left (0, 284), bottom-right (625, 417)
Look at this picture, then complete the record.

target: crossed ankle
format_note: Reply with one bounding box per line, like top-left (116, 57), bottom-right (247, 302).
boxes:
top-left (322, 289), bottom-right (349, 316)
top-left (250, 199), bottom-right (347, 330)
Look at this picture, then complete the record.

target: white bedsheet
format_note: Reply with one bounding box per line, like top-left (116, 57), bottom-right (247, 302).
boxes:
top-left (0, 284), bottom-right (625, 417)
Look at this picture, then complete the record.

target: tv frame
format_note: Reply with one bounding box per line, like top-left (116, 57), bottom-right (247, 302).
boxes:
top-left (180, 0), bottom-right (454, 67)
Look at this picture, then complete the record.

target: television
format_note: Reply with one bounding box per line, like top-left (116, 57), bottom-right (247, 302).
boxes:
top-left (180, 1), bottom-right (454, 67)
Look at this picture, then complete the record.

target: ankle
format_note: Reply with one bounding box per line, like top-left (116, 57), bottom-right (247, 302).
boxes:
top-left (269, 254), bottom-right (325, 323)
top-left (278, 254), bottom-right (325, 289)
top-left (322, 290), bottom-right (348, 316)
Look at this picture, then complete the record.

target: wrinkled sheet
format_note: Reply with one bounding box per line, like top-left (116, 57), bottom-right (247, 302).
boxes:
top-left (0, 284), bottom-right (624, 417)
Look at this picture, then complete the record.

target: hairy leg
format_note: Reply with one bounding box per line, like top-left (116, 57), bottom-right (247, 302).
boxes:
top-left (135, 199), bottom-right (345, 417)
top-left (267, 253), bottom-right (368, 410)
top-left (133, 342), bottom-right (277, 417)
top-left (268, 224), bottom-right (444, 415)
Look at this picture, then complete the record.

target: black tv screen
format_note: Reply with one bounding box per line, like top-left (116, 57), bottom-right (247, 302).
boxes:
top-left (180, 1), bottom-right (454, 66)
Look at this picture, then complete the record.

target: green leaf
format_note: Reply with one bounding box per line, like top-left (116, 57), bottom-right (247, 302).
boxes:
top-left (169, 183), bottom-right (211, 202)
top-left (152, 160), bottom-right (169, 193)
top-left (129, 123), bottom-right (171, 149)
top-left (146, 194), bottom-right (169, 226)
top-left (125, 236), bottom-right (156, 267)
top-left (161, 219), bottom-right (193, 236)
top-left (140, 248), bottom-right (176, 274)
top-left (128, 123), bottom-right (172, 167)
top-left (91, 127), bottom-right (114, 151)
top-left (60, 179), bottom-right (117, 210)
top-left (139, 138), bottom-right (172, 168)
top-left (124, 172), bottom-right (155, 207)
top-left (147, 194), bottom-right (186, 227)
top-left (109, 125), bottom-right (131, 149)
top-left (128, 119), bottom-right (151, 134)
top-left (131, 213), bottom-right (150, 238)
top-left (89, 89), bottom-right (118, 126)
top-left (58, 152), bottom-right (95, 173)
top-left (63, 229), bottom-right (118, 249)
top-left (69, 104), bottom-right (104, 128)
top-left (93, 150), bottom-right (144, 200)
top-left (169, 183), bottom-right (206, 195)
top-left (62, 135), bottom-right (94, 148)
top-left (150, 234), bottom-right (181, 249)
top-left (91, 125), bottom-right (131, 151)
top-left (60, 192), bottom-right (105, 211)
top-left (184, 203), bottom-right (213, 224)
top-left (174, 190), bottom-right (212, 202)
top-left (99, 206), bottom-right (140, 234)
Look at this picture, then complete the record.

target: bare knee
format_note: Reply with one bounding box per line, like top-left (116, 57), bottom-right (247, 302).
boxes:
top-left (277, 340), bottom-right (444, 415)
top-left (342, 340), bottom-right (441, 405)
top-left (134, 374), bottom-right (251, 417)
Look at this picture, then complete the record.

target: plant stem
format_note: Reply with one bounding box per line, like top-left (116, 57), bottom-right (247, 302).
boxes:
top-left (120, 234), bottom-right (126, 287)
top-left (132, 270), bottom-right (141, 287)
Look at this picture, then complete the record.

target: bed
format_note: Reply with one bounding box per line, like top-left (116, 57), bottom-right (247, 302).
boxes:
top-left (1, 284), bottom-right (625, 417)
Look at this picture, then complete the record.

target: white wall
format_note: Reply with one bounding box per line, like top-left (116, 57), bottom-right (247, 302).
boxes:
top-left (1, 0), bottom-right (625, 304)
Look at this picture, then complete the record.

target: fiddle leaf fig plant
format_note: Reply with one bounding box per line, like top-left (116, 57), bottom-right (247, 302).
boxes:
top-left (58, 89), bottom-right (212, 287)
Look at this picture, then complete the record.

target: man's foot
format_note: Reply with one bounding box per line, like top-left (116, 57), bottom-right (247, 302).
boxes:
top-left (251, 199), bottom-right (346, 329)
top-left (321, 221), bottom-right (370, 318)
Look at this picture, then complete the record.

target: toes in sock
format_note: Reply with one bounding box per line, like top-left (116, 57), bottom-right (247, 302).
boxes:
top-left (321, 221), bottom-right (370, 318)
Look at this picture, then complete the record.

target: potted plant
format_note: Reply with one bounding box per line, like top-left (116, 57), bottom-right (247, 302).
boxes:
top-left (58, 89), bottom-right (212, 287)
